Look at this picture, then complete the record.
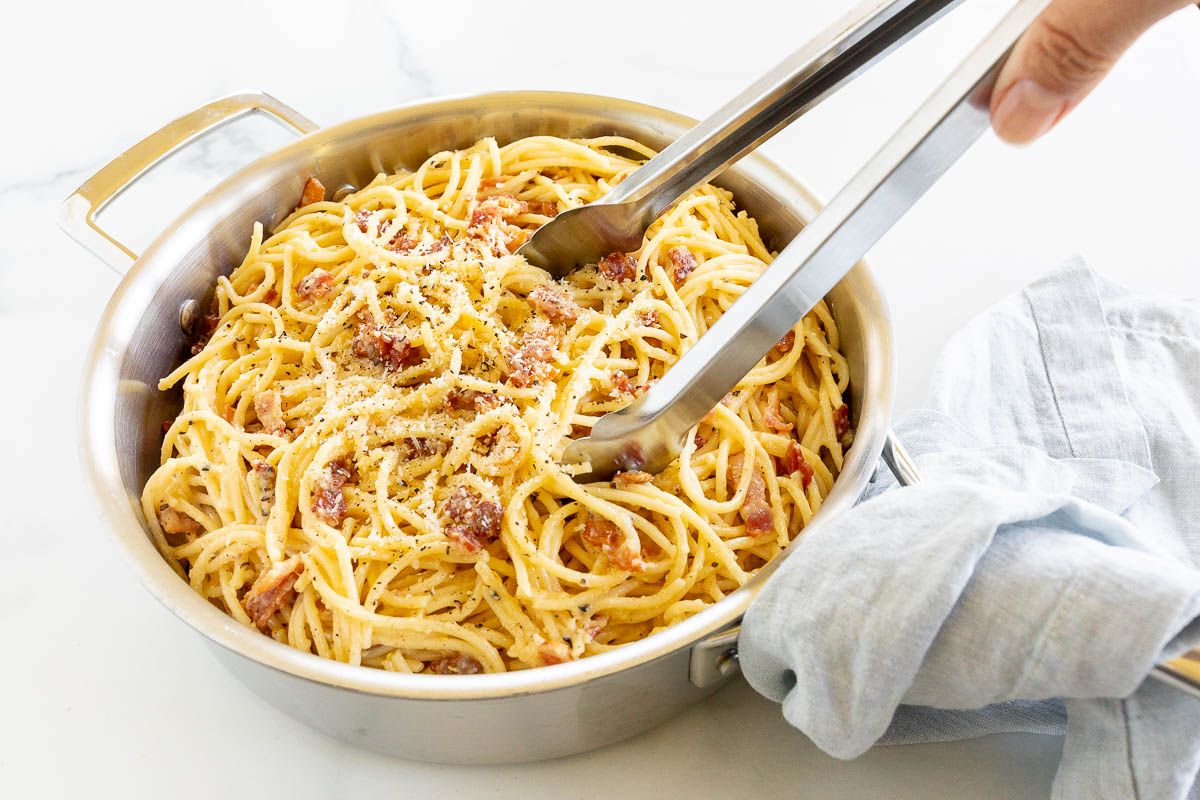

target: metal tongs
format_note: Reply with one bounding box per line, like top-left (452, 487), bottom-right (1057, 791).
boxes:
top-left (519, 0), bottom-right (1049, 481)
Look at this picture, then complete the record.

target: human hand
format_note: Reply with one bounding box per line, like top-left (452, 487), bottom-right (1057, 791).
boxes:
top-left (990, 0), bottom-right (1195, 143)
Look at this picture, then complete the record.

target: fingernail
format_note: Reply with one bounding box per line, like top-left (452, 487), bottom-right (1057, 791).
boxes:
top-left (991, 79), bottom-right (1068, 145)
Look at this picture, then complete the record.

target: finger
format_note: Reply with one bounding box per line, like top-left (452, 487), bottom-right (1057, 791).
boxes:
top-left (990, 0), bottom-right (1192, 144)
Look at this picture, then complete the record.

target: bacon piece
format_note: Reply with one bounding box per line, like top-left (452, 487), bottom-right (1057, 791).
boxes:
top-left (613, 470), bottom-right (653, 486)
top-left (157, 506), bottom-right (203, 539)
top-left (774, 330), bottom-right (796, 354)
top-left (505, 322), bottom-right (560, 387)
top-left (667, 246), bottom-right (697, 284)
top-left (425, 233), bottom-right (451, 255)
top-left (445, 389), bottom-right (504, 413)
top-left (528, 284), bottom-right (581, 325)
top-left (472, 194), bottom-right (525, 224)
top-left (243, 555), bottom-right (304, 631)
top-left (403, 437), bottom-right (449, 459)
top-left (581, 516), bottom-right (646, 572)
top-left (252, 460), bottom-right (276, 515)
top-left (638, 309), bottom-right (659, 328)
top-left (299, 177), bottom-right (326, 207)
top-left (222, 406), bottom-right (236, 424)
top-left (427, 654), bottom-right (484, 675)
top-left (763, 388), bottom-right (792, 433)
top-left (161, 418), bottom-right (173, 435)
top-left (582, 615), bottom-right (608, 642)
top-left (538, 641), bottom-right (571, 666)
top-left (525, 200), bottom-right (559, 217)
top-left (834, 403), bottom-right (852, 445)
top-left (312, 458), bottom-right (353, 526)
top-left (352, 320), bottom-right (417, 370)
top-left (296, 268), bottom-right (334, 300)
top-left (442, 486), bottom-right (503, 553)
top-left (694, 431), bottom-right (706, 448)
top-left (353, 209), bottom-right (372, 233)
top-left (387, 230), bottom-right (417, 253)
top-left (610, 371), bottom-right (652, 398)
top-left (598, 252), bottom-right (639, 282)
top-left (188, 297), bottom-right (221, 355)
top-left (728, 453), bottom-right (774, 536)
top-left (254, 390), bottom-right (286, 436)
top-left (781, 441), bottom-right (814, 490)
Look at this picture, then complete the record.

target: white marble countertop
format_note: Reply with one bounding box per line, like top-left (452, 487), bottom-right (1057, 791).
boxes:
top-left (5, 0), bottom-right (1200, 797)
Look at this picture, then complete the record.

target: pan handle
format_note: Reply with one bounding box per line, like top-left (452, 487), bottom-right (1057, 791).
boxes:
top-left (691, 431), bottom-right (1200, 699)
top-left (689, 429), bottom-right (917, 688)
top-left (57, 92), bottom-right (318, 274)
top-left (876, 434), bottom-right (1200, 699)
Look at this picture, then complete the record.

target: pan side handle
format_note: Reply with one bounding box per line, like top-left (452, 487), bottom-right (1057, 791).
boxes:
top-left (57, 92), bottom-right (318, 274)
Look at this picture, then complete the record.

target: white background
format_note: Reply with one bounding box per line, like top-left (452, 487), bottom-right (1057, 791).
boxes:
top-left (4, 1), bottom-right (1199, 797)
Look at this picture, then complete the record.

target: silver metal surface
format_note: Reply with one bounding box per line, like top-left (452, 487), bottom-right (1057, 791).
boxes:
top-left (689, 627), bottom-right (742, 689)
top-left (564, 0), bottom-right (1049, 482)
top-left (517, 0), bottom-right (963, 276)
top-left (68, 91), bottom-right (896, 763)
top-left (881, 429), bottom-right (923, 487)
top-left (57, 93), bottom-right (317, 274)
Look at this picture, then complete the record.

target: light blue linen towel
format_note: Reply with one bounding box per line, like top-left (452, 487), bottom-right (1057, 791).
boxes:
top-left (740, 260), bottom-right (1200, 799)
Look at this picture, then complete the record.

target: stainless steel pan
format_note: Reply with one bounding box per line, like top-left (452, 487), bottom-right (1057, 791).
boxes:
top-left (63, 90), bottom-right (897, 763)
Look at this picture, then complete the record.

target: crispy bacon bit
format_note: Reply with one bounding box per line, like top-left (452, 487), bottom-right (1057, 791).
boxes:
top-left (299, 177), bottom-right (326, 207)
top-left (763, 388), bottom-right (792, 433)
top-left (610, 371), bottom-right (652, 398)
top-left (442, 486), bottom-right (503, 553)
top-left (598, 252), bottom-right (639, 282)
top-left (539, 641), bottom-right (571, 666)
top-left (161, 419), bottom-right (173, 435)
top-left (222, 406), bottom-right (236, 424)
top-left (613, 470), bottom-right (654, 486)
top-left (667, 246), bottom-right (697, 284)
top-left (728, 453), bottom-right (774, 536)
top-left (188, 297), bottom-right (221, 355)
top-left (243, 555), bottom-right (304, 631)
top-left (158, 506), bottom-right (202, 538)
top-left (774, 330), bottom-right (796, 354)
top-left (505, 322), bottom-right (561, 387)
top-left (582, 615), bottom-right (608, 642)
top-left (525, 200), bottom-right (559, 217)
top-left (254, 390), bottom-right (286, 435)
top-left (403, 437), bottom-right (449, 459)
top-left (528, 284), bottom-right (581, 325)
top-left (694, 431), bottom-right (706, 448)
top-left (353, 209), bottom-right (371, 233)
top-left (352, 320), bottom-right (417, 370)
top-left (581, 516), bottom-right (646, 572)
top-left (445, 388), bottom-right (504, 413)
top-left (387, 230), bottom-right (416, 253)
top-left (312, 458), bottom-right (353, 526)
top-left (252, 460), bottom-right (276, 515)
top-left (296, 268), bottom-right (334, 300)
top-left (781, 441), bottom-right (814, 489)
top-left (425, 233), bottom-right (451, 255)
top-left (834, 403), bottom-right (852, 443)
top-left (427, 654), bottom-right (484, 675)
top-left (638, 309), bottom-right (659, 328)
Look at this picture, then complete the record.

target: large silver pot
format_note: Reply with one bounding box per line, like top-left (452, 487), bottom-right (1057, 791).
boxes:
top-left (62, 91), bottom-right (894, 764)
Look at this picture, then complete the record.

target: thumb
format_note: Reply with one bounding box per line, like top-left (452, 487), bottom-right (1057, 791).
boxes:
top-left (990, 0), bottom-right (1191, 144)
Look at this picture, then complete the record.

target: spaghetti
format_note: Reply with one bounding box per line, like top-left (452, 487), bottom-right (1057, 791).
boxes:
top-left (142, 135), bottom-right (853, 673)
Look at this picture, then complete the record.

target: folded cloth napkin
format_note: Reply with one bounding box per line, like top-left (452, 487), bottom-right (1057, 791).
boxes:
top-left (740, 260), bottom-right (1200, 799)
